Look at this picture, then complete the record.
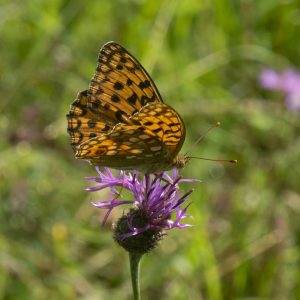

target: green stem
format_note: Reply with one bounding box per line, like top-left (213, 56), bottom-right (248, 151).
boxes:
top-left (129, 252), bottom-right (142, 300)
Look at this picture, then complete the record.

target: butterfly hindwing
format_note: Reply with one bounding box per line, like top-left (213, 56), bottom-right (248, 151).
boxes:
top-left (130, 102), bottom-right (185, 159)
top-left (76, 124), bottom-right (169, 172)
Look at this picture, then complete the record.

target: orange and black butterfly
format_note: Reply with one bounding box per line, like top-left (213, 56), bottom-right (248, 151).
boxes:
top-left (67, 42), bottom-right (188, 173)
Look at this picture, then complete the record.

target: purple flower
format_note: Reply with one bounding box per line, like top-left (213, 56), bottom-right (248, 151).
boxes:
top-left (259, 69), bottom-right (281, 90)
top-left (86, 167), bottom-right (198, 239)
top-left (259, 68), bottom-right (300, 112)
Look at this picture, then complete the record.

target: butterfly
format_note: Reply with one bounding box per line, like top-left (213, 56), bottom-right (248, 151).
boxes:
top-left (67, 41), bottom-right (188, 173)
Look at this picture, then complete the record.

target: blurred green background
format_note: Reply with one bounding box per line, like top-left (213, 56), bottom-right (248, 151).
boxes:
top-left (1, 0), bottom-right (300, 299)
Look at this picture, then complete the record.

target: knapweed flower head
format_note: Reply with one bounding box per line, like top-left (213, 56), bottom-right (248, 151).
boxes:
top-left (259, 68), bottom-right (300, 112)
top-left (86, 167), bottom-right (198, 254)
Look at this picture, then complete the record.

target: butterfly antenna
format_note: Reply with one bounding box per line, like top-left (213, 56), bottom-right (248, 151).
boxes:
top-left (185, 121), bottom-right (221, 156)
top-left (185, 121), bottom-right (237, 164)
top-left (187, 156), bottom-right (237, 164)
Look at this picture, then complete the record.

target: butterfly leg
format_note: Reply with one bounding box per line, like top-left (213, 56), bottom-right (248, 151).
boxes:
top-left (154, 173), bottom-right (172, 185)
top-left (111, 171), bottom-right (125, 201)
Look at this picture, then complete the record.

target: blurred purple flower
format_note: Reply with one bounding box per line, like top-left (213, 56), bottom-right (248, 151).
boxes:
top-left (86, 167), bottom-right (199, 238)
top-left (259, 68), bottom-right (300, 111)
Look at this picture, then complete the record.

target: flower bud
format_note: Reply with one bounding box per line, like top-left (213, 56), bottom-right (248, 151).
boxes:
top-left (113, 208), bottom-right (164, 254)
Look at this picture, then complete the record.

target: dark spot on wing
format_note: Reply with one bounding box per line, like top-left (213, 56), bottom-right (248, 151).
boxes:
top-left (127, 92), bottom-right (138, 105)
top-left (114, 81), bottom-right (124, 90)
top-left (111, 94), bottom-right (120, 102)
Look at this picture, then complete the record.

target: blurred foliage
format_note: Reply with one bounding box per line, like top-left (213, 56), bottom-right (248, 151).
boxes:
top-left (1, 0), bottom-right (300, 299)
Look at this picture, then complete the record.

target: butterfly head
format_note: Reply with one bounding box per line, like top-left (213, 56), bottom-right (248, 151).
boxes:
top-left (173, 154), bottom-right (190, 169)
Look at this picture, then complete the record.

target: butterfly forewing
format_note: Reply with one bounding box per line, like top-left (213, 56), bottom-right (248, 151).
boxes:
top-left (67, 41), bottom-right (186, 173)
top-left (88, 42), bottom-right (163, 123)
